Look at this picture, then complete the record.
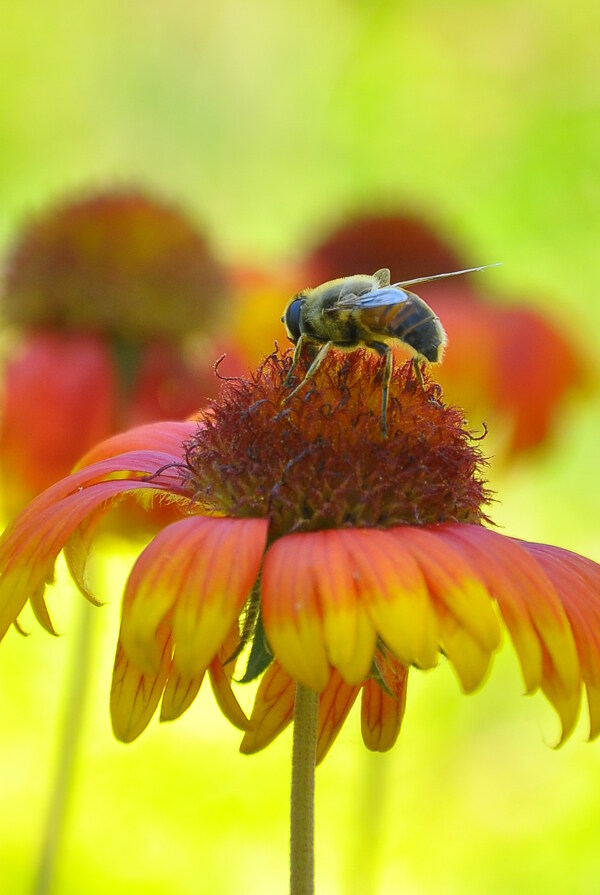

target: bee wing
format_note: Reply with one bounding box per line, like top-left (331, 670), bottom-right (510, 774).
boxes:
top-left (330, 286), bottom-right (412, 311)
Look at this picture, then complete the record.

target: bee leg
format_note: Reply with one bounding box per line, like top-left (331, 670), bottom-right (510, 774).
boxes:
top-left (366, 341), bottom-right (393, 438)
top-left (412, 357), bottom-right (426, 391)
top-left (380, 346), bottom-right (393, 438)
top-left (283, 341), bottom-right (332, 402)
top-left (283, 335), bottom-right (307, 388)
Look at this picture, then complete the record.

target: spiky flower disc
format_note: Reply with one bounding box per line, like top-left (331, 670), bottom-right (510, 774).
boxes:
top-left (183, 350), bottom-right (491, 538)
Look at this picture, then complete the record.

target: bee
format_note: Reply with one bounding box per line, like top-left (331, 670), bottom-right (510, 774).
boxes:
top-left (282, 264), bottom-right (499, 437)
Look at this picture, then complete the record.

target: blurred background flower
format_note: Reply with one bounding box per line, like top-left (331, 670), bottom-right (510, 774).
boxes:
top-left (0, 187), bottom-right (241, 516)
top-left (1, 1), bottom-right (600, 893)
top-left (231, 212), bottom-right (587, 458)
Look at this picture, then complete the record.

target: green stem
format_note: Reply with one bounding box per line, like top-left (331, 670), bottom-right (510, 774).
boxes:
top-left (33, 598), bottom-right (97, 895)
top-left (290, 683), bottom-right (319, 895)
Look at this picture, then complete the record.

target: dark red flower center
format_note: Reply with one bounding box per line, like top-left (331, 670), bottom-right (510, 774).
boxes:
top-left (181, 349), bottom-right (491, 539)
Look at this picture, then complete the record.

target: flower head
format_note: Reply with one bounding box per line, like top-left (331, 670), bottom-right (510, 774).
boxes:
top-left (0, 188), bottom-right (241, 513)
top-left (231, 212), bottom-right (585, 455)
top-left (2, 189), bottom-right (225, 340)
top-left (1, 348), bottom-right (599, 759)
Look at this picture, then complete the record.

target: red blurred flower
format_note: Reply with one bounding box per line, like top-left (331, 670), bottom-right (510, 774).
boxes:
top-left (227, 263), bottom-right (303, 367)
top-left (1, 349), bottom-right (599, 757)
top-left (230, 213), bottom-right (584, 454)
top-left (0, 188), bottom-right (242, 514)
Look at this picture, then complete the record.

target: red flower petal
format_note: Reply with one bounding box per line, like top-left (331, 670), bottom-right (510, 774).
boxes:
top-left (75, 420), bottom-right (197, 469)
top-left (120, 517), bottom-right (267, 678)
top-left (361, 654), bottom-right (409, 752)
top-left (170, 518), bottom-right (267, 678)
top-left (334, 528), bottom-right (439, 669)
top-left (262, 531), bottom-right (376, 690)
top-left (391, 527), bottom-right (501, 691)
top-left (110, 627), bottom-right (172, 743)
top-left (316, 670), bottom-right (361, 764)
top-left (240, 661), bottom-right (296, 754)
top-left (261, 535), bottom-right (332, 691)
top-left (525, 544), bottom-right (600, 741)
top-left (0, 478), bottom-right (172, 639)
top-left (160, 663), bottom-right (205, 722)
top-left (241, 663), bottom-right (360, 761)
top-left (0, 331), bottom-right (116, 511)
top-left (438, 525), bottom-right (584, 741)
top-left (208, 654), bottom-right (252, 732)
top-left (440, 525), bottom-right (544, 693)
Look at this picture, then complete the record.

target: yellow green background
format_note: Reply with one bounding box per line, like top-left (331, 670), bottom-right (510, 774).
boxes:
top-left (1, 1), bottom-right (600, 892)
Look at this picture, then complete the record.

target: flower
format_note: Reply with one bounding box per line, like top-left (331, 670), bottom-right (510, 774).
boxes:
top-left (304, 212), bottom-right (586, 454)
top-left (226, 263), bottom-right (304, 366)
top-left (230, 212), bottom-right (584, 454)
top-left (1, 349), bottom-right (599, 759)
top-left (0, 188), bottom-right (242, 515)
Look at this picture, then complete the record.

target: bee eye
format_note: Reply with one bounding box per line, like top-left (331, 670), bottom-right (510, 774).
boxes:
top-left (284, 298), bottom-right (303, 342)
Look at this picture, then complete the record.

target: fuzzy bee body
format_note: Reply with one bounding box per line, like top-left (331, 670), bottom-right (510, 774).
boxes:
top-left (282, 264), bottom-right (498, 437)
top-left (284, 268), bottom-right (445, 365)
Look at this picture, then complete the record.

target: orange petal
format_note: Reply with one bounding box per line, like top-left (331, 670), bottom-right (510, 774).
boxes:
top-left (0, 479), bottom-right (156, 640)
top-left (263, 532), bottom-right (376, 691)
top-left (160, 662), bottom-right (205, 722)
top-left (436, 606), bottom-right (494, 692)
top-left (3, 446), bottom-right (187, 536)
top-left (500, 539), bottom-right (580, 699)
top-left (540, 646), bottom-right (582, 746)
top-left (295, 530), bottom-right (376, 683)
top-left (316, 670), bottom-right (361, 764)
top-left (336, 528), bottom-right (439, 669)
top-left (63, 504), bottom-right (110, 606)
top-left (394, 527), bottom-right (502, 654)
top-left (361, 656), bottom-right (409, 752)
top-left (261, 534), bottom-right (329, 690)
top-left (451, 528), bottom-right (580, 693)
top-left (441, 525), bottom-right (543, 692)
top-left (208, 655), bottom-right (252, 731)
top-left (440, 525), bottom-right (584, 739)
top-left (240, 661), bottom-right (296, 753)
top-left (170, 518), bottom-right (267, 678)
top-left (526, 544), bottom-right (600, 740)
top-left (120, 517), bottom-right (266, 678)
top-left (120, 517), bottom-right (218, 673)
top-left (30, 589), bottom-right (58, 636)
top-left (75, 421), bottom-right (198, 469)
top-left (110, 627), bottom-right (171, 742)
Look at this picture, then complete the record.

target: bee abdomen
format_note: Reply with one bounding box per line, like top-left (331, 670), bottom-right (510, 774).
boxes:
top-left (388, 303), bottom-right (445, 363)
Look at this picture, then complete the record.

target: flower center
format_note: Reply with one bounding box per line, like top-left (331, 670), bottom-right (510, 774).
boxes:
top-left (1, 190), bottom-right (227, 344)
top-left (181, 349), bottom-right (491, 539)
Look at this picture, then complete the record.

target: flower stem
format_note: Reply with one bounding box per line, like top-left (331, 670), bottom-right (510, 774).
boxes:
top-left (290, 683), bottom-right (319, 895)
top-left (33, 598), bottom-right (97, 895)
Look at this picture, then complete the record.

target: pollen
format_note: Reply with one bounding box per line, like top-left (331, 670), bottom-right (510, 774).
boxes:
top-left (181, 349), bottom-right (491, 538)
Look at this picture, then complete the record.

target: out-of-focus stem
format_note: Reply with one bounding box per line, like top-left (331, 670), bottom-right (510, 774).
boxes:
top-left (33, 597), bottom-right (97, 895)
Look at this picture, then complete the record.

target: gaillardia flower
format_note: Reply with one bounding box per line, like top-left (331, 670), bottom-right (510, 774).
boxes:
top-left (303, 212), bottom-right (586, 454)
top-left (0, 188), bottom-right (241, 515)
top-left (1, 350), bottom-right (599, 760)
top-left (231, 212), bottom-right (584, 455)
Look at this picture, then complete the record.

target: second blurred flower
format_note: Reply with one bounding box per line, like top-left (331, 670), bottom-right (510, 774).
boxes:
top-left (0, 188), bottom-right (239, 514)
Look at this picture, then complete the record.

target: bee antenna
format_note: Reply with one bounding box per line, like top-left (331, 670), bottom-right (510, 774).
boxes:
top-left (393, 262), bottom-right (502, 289)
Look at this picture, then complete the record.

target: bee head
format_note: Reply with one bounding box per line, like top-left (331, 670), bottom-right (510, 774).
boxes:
top-left (282, 295), bottom-right (304, 343)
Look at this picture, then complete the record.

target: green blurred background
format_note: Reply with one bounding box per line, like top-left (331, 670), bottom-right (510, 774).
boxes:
top-left (1, 1), bottom-right (600, 893)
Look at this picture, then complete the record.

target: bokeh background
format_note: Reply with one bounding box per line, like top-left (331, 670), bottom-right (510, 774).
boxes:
top-left (1, 1), bottom-right (600, 893)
